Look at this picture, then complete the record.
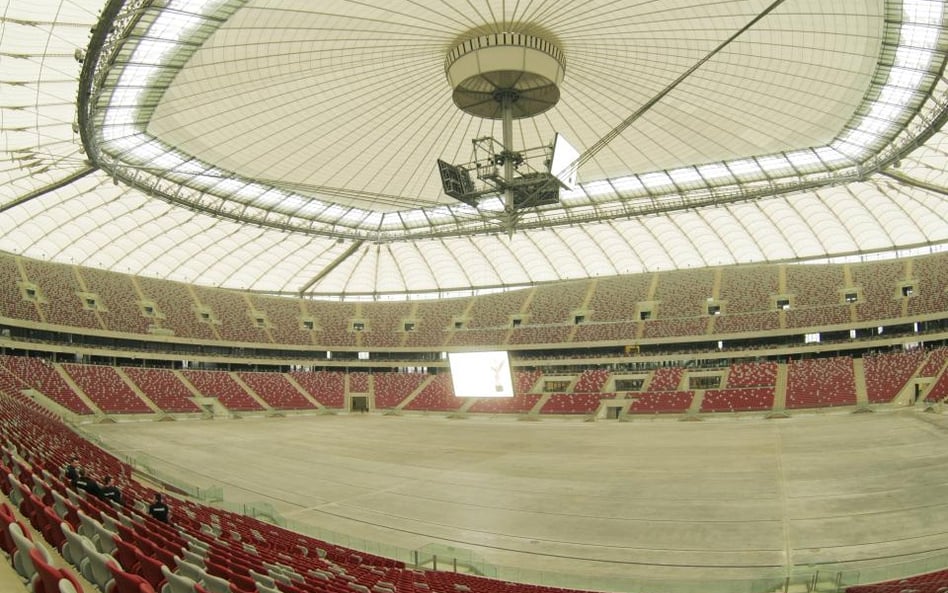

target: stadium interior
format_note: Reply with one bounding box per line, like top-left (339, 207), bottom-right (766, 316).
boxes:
top-left (1, 1), bottom-right (948, 593)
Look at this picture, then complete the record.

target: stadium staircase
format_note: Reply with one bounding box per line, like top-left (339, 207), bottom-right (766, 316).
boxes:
top-left (52, 365), bottom-right (104, 421)
top-left (112, 368), bottom-right (162, 415)
top-left (393, 375), bottom-right (435, 411)
top-left (282, 374), bottom-right (325, 410)
top-left (772, 364), bottom-right (789, 412)
top-left (852, 358), bottom-right (869, 408)
top-left (229, 373), bottom-right (274, 412)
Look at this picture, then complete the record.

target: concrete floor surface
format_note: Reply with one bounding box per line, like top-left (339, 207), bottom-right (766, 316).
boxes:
top-left (82, 409), bottom-right (948, 592)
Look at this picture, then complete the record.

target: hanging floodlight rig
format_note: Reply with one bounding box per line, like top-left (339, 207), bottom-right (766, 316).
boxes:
top-left (436, 32), bottom-right (577, 234)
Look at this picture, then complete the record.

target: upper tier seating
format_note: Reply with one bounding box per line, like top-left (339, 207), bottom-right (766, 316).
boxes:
top-left (0, 252), bottom-right (946, 351)
top-left (641, 317), bottom-right (709, 338)
top-left (403, 298), bottom-right (468, 348)
top-left (527, 281), bottom-right (589, 325)
top-left (653, 268), bottom-right (714, 319)
top-left (450, 327), bottom-right (511, 347)
top-left (0, 253), bottom-right (41, 322)
top-left (719, 265), bottom-right (779, 315)
top-left (193, 285), bottom-right (270, 344)
top-left (907, 255), bottom-right (948, 317)
top-left (21, 259), bottom-right (100, 330)
top-left (306, 300), bottom-right (358, 347)
top-left (785, 264), bottom-right (849, 329)
top-left (465, 289), bottom-right (530, 329)
top-left (136, 276), bottom-right (216, 340)
top-left (584, 274), bottom-right (651, 322)
top-left (248, 293), bottom-right (313, 346)
top-left (852, 259), bottom-right (905, 322)
top-left (713, 311), bottom-right (780, 335)
top-left (571, 320), bottom-right (639, 343)
top-left (509, 324), bottom-right (574, 345)
top-left (79, 266), bottom-right (152, 334)
top-left (359, 301), bottom-right (412, 349)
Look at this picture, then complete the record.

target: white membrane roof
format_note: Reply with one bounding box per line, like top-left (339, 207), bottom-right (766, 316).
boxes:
top-left (1, 0), bottom-right (947, 296)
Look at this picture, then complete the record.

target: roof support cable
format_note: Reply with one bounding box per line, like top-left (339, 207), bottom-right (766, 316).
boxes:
top-left (0, 166), bottom-right (97, 214)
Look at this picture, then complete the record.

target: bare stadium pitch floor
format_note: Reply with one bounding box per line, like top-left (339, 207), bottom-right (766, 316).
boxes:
top-left (81, 408), bottom-right (948, 592)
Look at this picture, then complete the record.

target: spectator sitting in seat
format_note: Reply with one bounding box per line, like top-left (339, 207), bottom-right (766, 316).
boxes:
top-left (99, 475), bottom-right (122, 505)
top-left (74, 467), bottom-right (101, 498)
top-left (148, 493), bottom-right (170, 523)
top-left (64, 455), bottom-right (79, 485)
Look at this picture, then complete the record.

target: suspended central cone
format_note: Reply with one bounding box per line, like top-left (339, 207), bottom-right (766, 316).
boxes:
top-left (445, 32), bottom-right (566, 120)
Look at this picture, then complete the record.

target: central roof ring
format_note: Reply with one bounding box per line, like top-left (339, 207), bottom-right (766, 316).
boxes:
top-left (445, 32), bottom-right (566, 120)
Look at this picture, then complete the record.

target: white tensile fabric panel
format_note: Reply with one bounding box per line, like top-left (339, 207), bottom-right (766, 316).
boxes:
top-left (0, 0), bottom-right (945, 299)
top-left (1, 172), bottom-right (947, 295)
top-left (145, 0), bottom-right (884, 211)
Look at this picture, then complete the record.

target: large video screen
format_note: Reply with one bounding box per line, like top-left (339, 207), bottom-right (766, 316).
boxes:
top-left (448, 351), bottom-right (514, 398)
top-left (549, 132), bottom-right (580, 190)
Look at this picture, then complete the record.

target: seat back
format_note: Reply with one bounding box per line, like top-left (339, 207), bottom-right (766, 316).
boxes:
top-left (0, 502), bottom-right (27, 555)
top-left (59, 522), bottom-right (91, 571)
top-left (40, 505), bottom-right (67, 551)
top-left (76, 509), bottom-right (101, 542)
top-left (57, 578), bottom-right (81, 593)
top-left (161, 564), bottom-right (198, 593)
top-left (81, 536), bottom-right (118, 592)
top-left (113, 536), bottom-right (143, 574)
top-left (138, 552), bottom-right (168, 591)
top-left (248, 569), bottom-right (275, 589)
top-left (109, 561), bottom-right (156, 593)
top-left (50, 490), bottom-right (80, 530)
top-left (174, 556), bottom-right (207, 583)
top-left (201, 571), bottom-right (232, 593)
top-left (91, 515), bottom-right (119, 555)
top-left (11, 520), bottom-right (48, 583)
top-left (180, 547), bottom-right (206, 568)
top-left (20, 490), bottom-right (44, 530)
top-left (7, 474), bottom-right (24, 506)
top-left (30, 545), bottom-right (69, 593)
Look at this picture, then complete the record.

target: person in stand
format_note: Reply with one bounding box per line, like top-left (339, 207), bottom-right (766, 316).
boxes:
top-left (64, 456), bottom-right (79, 485)
top-left (74, 467), bottom-right (100, 498)
top-left (99, 475), bottom-right (122, 505)
top-left (148, 493), bottom-right (169, 523)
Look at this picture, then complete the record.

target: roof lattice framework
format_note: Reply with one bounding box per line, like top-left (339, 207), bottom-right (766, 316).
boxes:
top-left (1, 0), bottom-right (947, 296)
